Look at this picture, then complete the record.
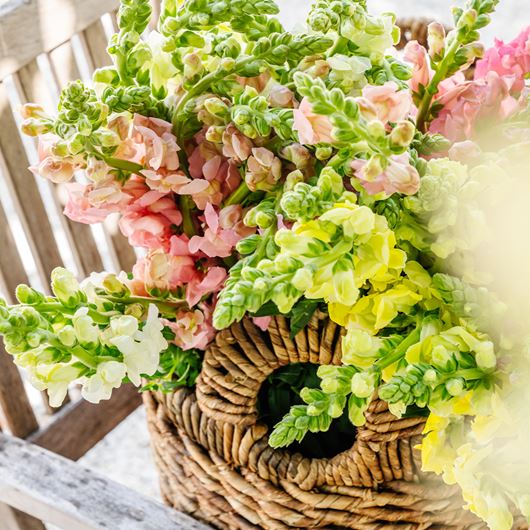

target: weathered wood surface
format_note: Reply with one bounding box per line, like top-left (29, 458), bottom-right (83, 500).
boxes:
top-left (29, 384), bottom-right (142, 460)
top-left (0, 432), bottom-right (213, 530)
top-left (0, 0), bottom-right (120, 80)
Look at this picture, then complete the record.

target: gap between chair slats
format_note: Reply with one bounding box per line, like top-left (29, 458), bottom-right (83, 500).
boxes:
top-left (0, 81), bottom-right (65, 289)
top-left (77, 25), bottom-right (138, 272)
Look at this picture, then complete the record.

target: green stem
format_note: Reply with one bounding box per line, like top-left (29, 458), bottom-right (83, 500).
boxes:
top-left (179, 195), bottom-right (197, 237)
top-left (416, 38), bottom-right (461, 132)
top-left (223, 181), bottom-right (251, 206)
top-left (71, 345), bottom-right (98, 370)
top-left (327, 35), bottom-right (347, 57)
top-left (374, 327), bottom-right (422, 371)
top-left (172, 56), bottom-right (257, 142)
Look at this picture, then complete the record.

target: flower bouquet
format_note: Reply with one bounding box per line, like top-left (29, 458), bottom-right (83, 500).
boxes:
top-left (2, 0), bottom-right (530, 527)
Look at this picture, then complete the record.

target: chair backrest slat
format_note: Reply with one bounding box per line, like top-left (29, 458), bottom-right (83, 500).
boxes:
top-left (0, 345), bottom-right (39, 438)
top-left (0, 0), bottom-right (120, 81)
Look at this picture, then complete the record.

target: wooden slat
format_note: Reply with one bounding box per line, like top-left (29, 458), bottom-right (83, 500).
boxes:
top-left (29, 384), bottom-right (142, 460)
top-left (0, 502), bottom-right (46, 530)
top-left (0, 343), bottom-right (39, 438)
top-left (0, 80), bottom-right (64, 287)
top-left (0, 0), bottom-right (120, 80)
top-left (0, 433), bottom-right (213, 530)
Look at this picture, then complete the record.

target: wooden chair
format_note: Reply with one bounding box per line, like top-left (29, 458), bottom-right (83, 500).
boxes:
top-left (0, 1), bottom-right (203, 527)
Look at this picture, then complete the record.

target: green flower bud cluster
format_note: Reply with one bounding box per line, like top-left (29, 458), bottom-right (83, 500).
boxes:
top-left (230, 87), bottom-right (295, 140)
top-left (101, 85), bottom-right (170, 121)
top-left (433, 274), bottom-right (506, 334)
top-left (56, 81), bottom-right (108, 138)
top-left (245, 198), bottom-right (277, 229)
top-left (161, 0), bottom-right (280, 35)
top-left (307, 0), bottom-right (366, 35)
top-left (399, 158), bottom-right (484, 259)
top-left (379, 363), bottom-right (436, 409)
top-left (280, 167), bottom-right (344, 221)
top-left (294, 72), bottom-right (414, 164)
top-left (117, 0), bottom-right (152, 35)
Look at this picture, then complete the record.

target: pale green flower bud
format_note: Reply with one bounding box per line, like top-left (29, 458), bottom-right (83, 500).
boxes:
top-left (366, 120), bottom-right (386, 139)
top-left (57, 325), bottom-right (76, 347)
top-left (292, 268), bottom-right (313, 291)
top-left (351, 371), bottom-right (377, 398)
top-left (16, 284), bottom-right (45, 305)
top-left (315, 146), bottom-right (333, 161)
top-left (475, 340), bottom-right (496, 371)
top-left (205, 125), bottom-right (225, 143)
top-left (446, 377), bottom-right (465, 397)
top-left (427, 22), bottom-right (446, 59)
top-left (328, 400), bottom-right (344, 418)
top-left (284, 170), bottom-right (305, 192)
top-left (102, 274), bottom-right (130, 298)
top-left (51, 268), bottom-right (83, 308)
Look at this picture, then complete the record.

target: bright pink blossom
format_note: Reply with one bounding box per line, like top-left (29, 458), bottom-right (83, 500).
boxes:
top-left (404, 41), bottom-right (432, 93)
top-left (185, 266), bottom-right (227, 307)
top-left (361, 81), bottom-right (412, 124)
top-left (162, 304), bottom-right (215, 351)
top-left (475, 27), bottom-right (530, 92)
top-left (352, 154), bottom-right (420, 197)
top-left (119, 192), bottom-right (182, 250)
top-left (188, 203), bottom-right (253, 258)
top-left (293, 97), bottom-right (334, 145)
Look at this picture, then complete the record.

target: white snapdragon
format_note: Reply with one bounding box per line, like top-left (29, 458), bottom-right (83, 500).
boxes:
top-left (81, 361), bottom-right (127, 403)
top-left (109, 304), bottom-right (167, 386)
top-left (72, 307), bottom-right (99, 346)
top-left (31, 363), bottom-right (84, 407)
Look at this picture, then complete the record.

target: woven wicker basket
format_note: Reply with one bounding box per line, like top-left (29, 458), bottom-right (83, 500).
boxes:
top-left (143, 19), bottom-right (526, 530)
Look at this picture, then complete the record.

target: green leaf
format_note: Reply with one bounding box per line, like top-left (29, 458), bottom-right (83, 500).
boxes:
top-left (289, 298), bottom-right (321, 339)
top-left (250, 300), bottom-right (280, 317)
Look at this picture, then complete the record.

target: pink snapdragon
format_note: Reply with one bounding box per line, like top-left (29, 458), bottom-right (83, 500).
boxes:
top-left (63, 183), bottom-right (117, 224)
top-left (188, 135), bottom-right (241, 208)
top-left (361, 82), bottom-right (413, 124)
top-left (189, 203), bottom-right (254, 258)
top-left (131, 248), bottom-right (197, 295)
top-left (162, 304), bottom-right (215, 351)
top-left (352, 153), bottom-right (420, 197)
top-left (430, 71), bottom-right (522, 142)
top-left (119, 192), bottom-right (182, 250)
top-left (475, 27), bottom-right (530, 92)
top-left (185, 266), bottom-right (227, 307)
top-left (293, 97), bottom-right (334, 145)
top-left (404, 41), bottom-right (432, 93)
top-left (132, 114), bottom-right (180, 171)
top-left (30, 134), bottom-right (81, 183)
